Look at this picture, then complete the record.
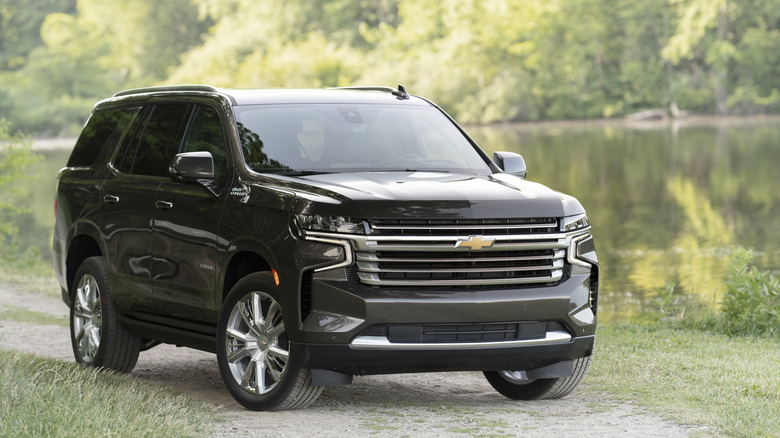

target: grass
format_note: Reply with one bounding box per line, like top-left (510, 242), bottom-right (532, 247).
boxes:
top-left (0, 350), bottom-right (215, 437)
top-left (588, 324), bottom-right (780, 438)
top-left (0, 264), bottom-right (217, 437)
top-left (0, 306), bottom-right (68, 326)
top-left (0, 259), bottom-right (60, 298)
top-left (1, 252), bottom-right (777, 437)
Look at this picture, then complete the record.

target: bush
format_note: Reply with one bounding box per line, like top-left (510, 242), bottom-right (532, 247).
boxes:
top-left (0, 118), bottom-right (42, 266)
top-left (646, 247), bottom-right (780, 338)
top-left (720, 248), bottom-right (780, 337)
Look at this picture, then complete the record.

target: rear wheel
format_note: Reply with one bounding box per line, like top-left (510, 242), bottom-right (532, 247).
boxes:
top-left (216, 272), bottom-right (322, 410)
top-left (484, 355), bottom-right (592, 400)
top-left (70, 256), bottom-right (140, 372)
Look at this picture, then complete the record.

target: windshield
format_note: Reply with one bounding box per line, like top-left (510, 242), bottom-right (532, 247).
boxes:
top-left (233, 104), bottom-right (492, 175)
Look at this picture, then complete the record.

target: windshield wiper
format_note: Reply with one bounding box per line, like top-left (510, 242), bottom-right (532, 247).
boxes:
top-left (275, 169), bottom-right (337, 176)
top-left (368, 169), bottom-right (452, 173)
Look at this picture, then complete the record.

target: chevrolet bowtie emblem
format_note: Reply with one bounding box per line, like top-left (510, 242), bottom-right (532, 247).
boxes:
top-left (456, 236), bottom-right (495, 250)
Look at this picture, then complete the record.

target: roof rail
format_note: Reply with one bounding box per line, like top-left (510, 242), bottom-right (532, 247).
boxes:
top-left (113, 85), bottom-right (220, 98)
top-left (330, 84), bottom-right (410, 100)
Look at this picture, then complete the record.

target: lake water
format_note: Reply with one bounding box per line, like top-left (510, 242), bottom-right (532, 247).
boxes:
top-left (12, 117), bottom-right (780, 321)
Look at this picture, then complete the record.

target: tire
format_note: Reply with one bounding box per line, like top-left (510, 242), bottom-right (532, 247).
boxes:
top-left (70, 256), bottom-right (141, 373)
top-left (484, 355), bottom-right (592, 400)
top-left (216, 272), bottom-right (323, 411)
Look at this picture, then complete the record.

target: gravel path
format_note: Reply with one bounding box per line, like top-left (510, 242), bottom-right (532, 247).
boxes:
top-left (0, 281), bottom-right (700, 437)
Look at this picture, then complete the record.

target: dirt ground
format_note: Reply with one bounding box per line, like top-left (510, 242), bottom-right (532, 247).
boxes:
top-left (0, 281), bottom-right (703, 437)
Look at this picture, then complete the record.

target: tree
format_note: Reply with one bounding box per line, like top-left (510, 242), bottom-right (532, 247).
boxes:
top-left (0, 0), bottom-right (75, 70)
top-left (0, 118), bottom-right (40, 263)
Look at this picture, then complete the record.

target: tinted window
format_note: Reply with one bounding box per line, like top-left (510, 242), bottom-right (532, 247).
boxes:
top-left (233, 104), bottom-right (491, 175)
top-left (182, 106), bottom-right (228, 185)
top-left (112, 107), bottom-right (149, 174)
top-left (68, 107), bottom-right (140, 167)
top-left (123, 104), bottom-right (190, 177)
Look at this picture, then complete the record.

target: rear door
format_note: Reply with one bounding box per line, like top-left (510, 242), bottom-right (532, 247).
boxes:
top-left (101, 103), bottom-right (191, 312)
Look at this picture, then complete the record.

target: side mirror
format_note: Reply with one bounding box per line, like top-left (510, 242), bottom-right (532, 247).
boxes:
top-left (493, 151), bottom-right (527, 178)
top-left (169, 151), bottom-right (215, 182)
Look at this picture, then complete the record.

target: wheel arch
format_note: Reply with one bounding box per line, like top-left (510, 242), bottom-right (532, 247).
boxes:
top-left (65, 233), bottom-right (103, 295)
top-left (221, 250), bottom-right (272, 303)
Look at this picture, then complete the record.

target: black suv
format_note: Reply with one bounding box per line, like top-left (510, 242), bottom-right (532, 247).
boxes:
top-left (53, 85), bottom-right (598, 410)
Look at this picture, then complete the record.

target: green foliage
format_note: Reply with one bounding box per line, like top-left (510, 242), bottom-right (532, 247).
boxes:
top-left (0, 0), bottom-right (76, 70)
top-left (0, 119), bottom-right (42, 266)
top-left (645, 247), bottom-right (780, 338)
top-left (0, 0), bottom-right (210, 134)
top-left (650, 282), bottom-right (687, 323)
top-left (0, 350), bottom-right (213, 437)
top-left (3, 0), bottom-right (780, 131)
top-left (721, 248), bottom-right (780, 336)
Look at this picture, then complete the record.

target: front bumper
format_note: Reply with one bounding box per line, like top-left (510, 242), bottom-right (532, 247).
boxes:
top-left (291, 335), bottom-right (595, 375)
top-left (283, 220), bottom-right (598, 376)
top-left (285, 267), bottom-right (598, 375)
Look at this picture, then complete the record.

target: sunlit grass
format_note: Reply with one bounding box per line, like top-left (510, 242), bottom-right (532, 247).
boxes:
top-left (0, 306), bottom-right (67, 326)
top-left (0, 350), bottom-right (215, 437)
top-left (0, 260), bottom-right (60, 297)
top-left (589, 324), bottom-right (780, 438)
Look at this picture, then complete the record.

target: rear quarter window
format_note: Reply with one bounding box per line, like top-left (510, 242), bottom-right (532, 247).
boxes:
top-left (67, 107), bottom-right (140, 168)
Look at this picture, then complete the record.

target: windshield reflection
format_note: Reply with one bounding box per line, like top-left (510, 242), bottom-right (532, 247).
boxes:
top-left (233, 104), bottom-right (492, 175)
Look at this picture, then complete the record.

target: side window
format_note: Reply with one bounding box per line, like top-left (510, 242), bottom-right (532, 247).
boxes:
top-left (182, 106), bottom-right (228, 186)
top-left (112, 106), bottom-right (149, 174)
top-left (120, 104), bottom-right (190, 177)
top-left (68, 107), bottom-right (140, 167)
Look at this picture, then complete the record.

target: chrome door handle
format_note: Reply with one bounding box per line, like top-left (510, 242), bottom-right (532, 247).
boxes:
top-left (103, 195), bottom-right (120, 204)
top-left (155, 200), bottom-right (173, 210)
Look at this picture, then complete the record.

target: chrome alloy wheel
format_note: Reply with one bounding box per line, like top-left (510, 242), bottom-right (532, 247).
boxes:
top-left (72, 273), bottom-right (102, 363)
top-left (224, 291), bottom-right (289, 395)
top-left (498, 370), bottom-right (533, 384)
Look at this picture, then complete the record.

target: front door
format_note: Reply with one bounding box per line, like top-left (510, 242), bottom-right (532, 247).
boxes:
top-left (151, 104), bottom-right (230, 323)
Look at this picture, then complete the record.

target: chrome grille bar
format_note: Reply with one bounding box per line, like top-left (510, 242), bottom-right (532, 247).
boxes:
top-left (357, 250), bottom-right (565, 264)
top-left (356, 271), bottom-right (564, 286)
top-left (356, 258), bottom-right (564, 274)
top-left (371, 222), bottom-right (558, 231)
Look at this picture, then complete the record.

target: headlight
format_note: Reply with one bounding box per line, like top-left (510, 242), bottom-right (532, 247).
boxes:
top-left (295, 214), bottom-right (366, 234)
top-left (561, 213), bottom-right (589, 232)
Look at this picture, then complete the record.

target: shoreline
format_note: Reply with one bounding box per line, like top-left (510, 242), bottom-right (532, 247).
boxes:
top-left (34, 114), bottom-right (780, 151)
top-left (465, 113), bottom-right (780, 131)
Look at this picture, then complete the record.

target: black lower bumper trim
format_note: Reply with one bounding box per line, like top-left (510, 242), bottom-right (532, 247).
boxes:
top-left (291, 335), bottom-right (594, 376)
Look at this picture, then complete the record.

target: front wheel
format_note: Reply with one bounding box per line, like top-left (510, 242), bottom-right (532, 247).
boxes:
top-left (484, 355), bottom-right (592, 400)
top-left (216, 272), bottom-right (322, 410)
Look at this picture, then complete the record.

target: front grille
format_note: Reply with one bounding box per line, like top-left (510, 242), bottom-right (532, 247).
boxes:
top-left (356, 249), bottom-right (565, 286)
top-left (355, 218), bottom-right (568, 289)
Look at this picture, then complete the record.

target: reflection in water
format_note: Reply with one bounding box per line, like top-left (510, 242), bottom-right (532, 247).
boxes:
top-left (16, 118), bottom-right (780, 322)
top-left (470, 118), bottom-right (780, 321)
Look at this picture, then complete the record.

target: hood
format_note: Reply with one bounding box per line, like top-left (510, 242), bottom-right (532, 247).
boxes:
top-left (266, 171), bottom-right (584, 219)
